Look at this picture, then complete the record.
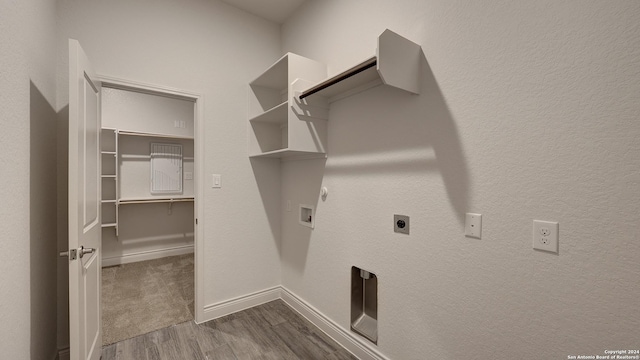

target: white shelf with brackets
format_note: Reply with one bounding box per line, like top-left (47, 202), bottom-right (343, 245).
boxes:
top-left (248, 53), bottom-right (329, 159)
top-left (298, 29), bottom-right (422, 104)
top-left (100, 128), bottom-right (194, 236)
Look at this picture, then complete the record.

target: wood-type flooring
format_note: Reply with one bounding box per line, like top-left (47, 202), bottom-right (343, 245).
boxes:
top-left (102, 299), bottom-right (358, 360)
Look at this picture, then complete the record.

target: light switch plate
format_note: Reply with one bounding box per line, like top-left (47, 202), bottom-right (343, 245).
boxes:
top-left (212, 174), bottom-right (221, 188)
top-left (465, 213), bottom-right (482, 238)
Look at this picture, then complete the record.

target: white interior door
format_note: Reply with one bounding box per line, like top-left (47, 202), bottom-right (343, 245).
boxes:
top-left (67, 38), bottom-right (102, 360)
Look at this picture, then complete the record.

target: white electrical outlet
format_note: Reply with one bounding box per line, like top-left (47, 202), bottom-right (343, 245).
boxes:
top-left (465, 213), bottom-right (482, 238)
top-left (533, 220), bottom-right (559, 253)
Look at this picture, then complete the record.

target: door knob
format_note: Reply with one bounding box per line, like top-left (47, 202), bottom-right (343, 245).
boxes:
top-left (59, 246), bottom-right (95, 260)
top-left (79, 246), bottom-right (95, 258)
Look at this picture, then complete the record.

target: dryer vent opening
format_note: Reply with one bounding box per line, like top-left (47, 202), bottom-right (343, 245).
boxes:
top-left (351, 266), bottom-right (378, 344)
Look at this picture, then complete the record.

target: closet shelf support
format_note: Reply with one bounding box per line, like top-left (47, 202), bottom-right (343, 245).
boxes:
top-left (299, 57), bottom-right (377, 100)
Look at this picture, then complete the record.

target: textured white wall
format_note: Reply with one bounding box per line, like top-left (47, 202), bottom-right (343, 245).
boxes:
top-left (0, 0), bottom-right (58, 359)
top-left (101, 87), bottom-right (195, 137)
top-left (55, 0), bottom-right (283, 350)
top-left (281, 1), bottom-right (640, 359)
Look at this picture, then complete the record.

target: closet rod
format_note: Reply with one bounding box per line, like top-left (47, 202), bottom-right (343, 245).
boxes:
top-left (299, 56), bottom-right (377, 100)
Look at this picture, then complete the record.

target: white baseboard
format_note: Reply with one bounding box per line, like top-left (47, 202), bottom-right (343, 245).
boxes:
top-left (101, 245), bottom-right (194, 267)
top-left (200, 286), bottom-right (281, 323)
top-left (280, 287), bottom-right (390, 360)
top-left (200, 286), bottom-right (389, 360)
top-left (85, 278), bottom-right (384, 359)
top-left (57, 347), bottom-right (70, 360)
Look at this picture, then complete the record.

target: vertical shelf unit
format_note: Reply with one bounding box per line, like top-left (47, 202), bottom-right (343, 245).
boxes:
top-left (101, 128), bottom-right (119, 235)
top-left (248, 53), bottom-right (328, 159)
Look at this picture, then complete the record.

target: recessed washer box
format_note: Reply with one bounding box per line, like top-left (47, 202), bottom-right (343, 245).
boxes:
top-left (299, 204), bottom-right (314, 229)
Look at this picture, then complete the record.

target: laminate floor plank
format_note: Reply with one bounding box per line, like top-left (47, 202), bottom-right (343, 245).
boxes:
top-left (122, 333), bottom-right (147, 359)
top-left (219, 318), bottom-right (267, 359)
top-left (102, 344), bottom-right (116, 359)
top-left (248, 301), bottom-right (288, 327)
top-left (326, 350), bottom-right (360, 360)
top-left (242, 308), bottom-right (299, 358)
top-left (157, 336), bottom-right (181, 360)
top-left (146, 344), bottom-right (161, 360)
top-left (170, 322), bottom-right (208, 360)
top-left (272, 321), bottom-right (333, 359)
top-left (205, 343), bottom-right (239, 360)
top-left (274, 301), bottom-right (344, 355)
top-left (102, 299), bottom-right (359, 360)
top-left (191, 319), bottom-right (227, 354)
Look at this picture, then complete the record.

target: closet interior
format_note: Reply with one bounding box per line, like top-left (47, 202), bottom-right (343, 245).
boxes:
top-left (99, 85), bottom-right (196, 344)
top-left (100, 86), bottom-right (195, 266)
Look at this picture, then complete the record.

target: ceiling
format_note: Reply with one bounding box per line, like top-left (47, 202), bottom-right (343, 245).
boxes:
top-left (221, 0), bottom-right (307, 24)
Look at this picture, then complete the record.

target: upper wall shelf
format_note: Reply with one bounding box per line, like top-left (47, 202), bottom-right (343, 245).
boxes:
top-left (118, 196), bottom-right (194, 205)
top-left (118, 129), bottom-right (194, 140)
top-left (298, 29), bottom-right (422, 103)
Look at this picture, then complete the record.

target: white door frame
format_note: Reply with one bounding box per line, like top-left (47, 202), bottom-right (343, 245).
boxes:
top-left (96, 75), bottom-right (206, 323)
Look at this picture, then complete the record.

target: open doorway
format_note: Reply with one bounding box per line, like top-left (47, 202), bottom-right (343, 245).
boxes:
top-left (98, 79), bottom-right (202, 345)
